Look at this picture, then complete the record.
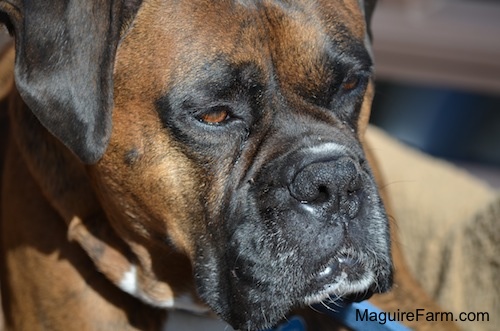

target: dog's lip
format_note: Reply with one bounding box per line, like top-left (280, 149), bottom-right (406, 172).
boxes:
top-left (316, 255), bottom-right (358, 280)
top-left (303, 253), bottom-right (373, 304)
top-left (303, 269), bottom-right (375, 305)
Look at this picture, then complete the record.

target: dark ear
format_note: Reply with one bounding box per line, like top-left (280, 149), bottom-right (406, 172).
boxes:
top-left (363, 0), bottom-right (377, 40)
top-left (0, 0), bottom-right (142, 163)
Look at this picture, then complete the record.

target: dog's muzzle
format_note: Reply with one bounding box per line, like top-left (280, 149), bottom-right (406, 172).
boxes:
top-left (194, 141), bottom-right (393, 331)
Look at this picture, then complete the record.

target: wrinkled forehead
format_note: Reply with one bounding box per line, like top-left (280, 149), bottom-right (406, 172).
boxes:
top-left (116, 0), bottom-right (370, 98)
top-left (181, 1), bottom-right (368, 84)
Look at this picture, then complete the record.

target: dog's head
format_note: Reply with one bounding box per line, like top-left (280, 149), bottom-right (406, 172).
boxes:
top-left (1, 0), bottom-right (391, 329)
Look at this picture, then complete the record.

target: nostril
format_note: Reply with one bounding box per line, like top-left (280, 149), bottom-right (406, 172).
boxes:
top-left (316, 185), bottom-right (330, 203)
top-left (289, 163), bottom-right (334, 203)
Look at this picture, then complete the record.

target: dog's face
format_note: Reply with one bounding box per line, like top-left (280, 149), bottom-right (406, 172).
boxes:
top-left (2, 0), bottom-right (391, 329)
top-left (92, 0), bottom-right (392, 329)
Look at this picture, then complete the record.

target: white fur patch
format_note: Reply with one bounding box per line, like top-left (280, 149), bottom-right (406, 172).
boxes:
top-left (118, 265), bottom-right (138, 295)
top-left (307, 142), bottom-right (346, 155)
top-left (118, 265), bottom-right (174, 308)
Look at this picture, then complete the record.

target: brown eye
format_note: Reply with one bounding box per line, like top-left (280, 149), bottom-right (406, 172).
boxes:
top-left (199, 106), bottom-right (230, 124)
top-left (342, 75), bottom-right (360, 92)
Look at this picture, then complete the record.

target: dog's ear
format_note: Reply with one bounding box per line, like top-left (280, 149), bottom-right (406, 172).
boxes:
top-left (0, 0), bottom-right (143, 163)
top-left (363, 0), bottom-right (377, 40)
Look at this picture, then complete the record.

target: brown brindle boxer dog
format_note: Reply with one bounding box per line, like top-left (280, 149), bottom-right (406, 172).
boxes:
top-left (0, 0), bottom-right (457, 330)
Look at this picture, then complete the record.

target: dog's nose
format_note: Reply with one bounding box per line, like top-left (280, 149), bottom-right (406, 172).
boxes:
top-left (289, 157), bottom-right (363, 218)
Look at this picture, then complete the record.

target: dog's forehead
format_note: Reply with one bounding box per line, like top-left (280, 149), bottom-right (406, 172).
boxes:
top-left (115, 0), bottom-right (368, 99)
top-left (174, 0), bottom-right (367, 69)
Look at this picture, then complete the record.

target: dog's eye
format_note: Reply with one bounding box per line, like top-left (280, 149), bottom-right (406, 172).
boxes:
top-left (199, 106), bottom-right (231, 125)
top-left (341, 74), bottom-right (360, 92)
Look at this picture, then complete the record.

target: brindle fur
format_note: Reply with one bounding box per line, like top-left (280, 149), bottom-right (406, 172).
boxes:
top-left (0, 1), bottom-right (457, 330)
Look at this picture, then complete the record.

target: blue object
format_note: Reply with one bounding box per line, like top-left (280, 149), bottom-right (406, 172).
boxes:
top-left (263, 316), bottom-right (306, 331)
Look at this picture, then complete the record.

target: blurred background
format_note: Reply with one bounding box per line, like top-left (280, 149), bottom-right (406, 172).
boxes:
top-left (370, 0), bottom-right (500, 187)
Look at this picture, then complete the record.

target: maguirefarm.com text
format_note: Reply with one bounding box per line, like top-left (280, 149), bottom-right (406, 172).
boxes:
top-left (356, 308), bottom-right (490, 325)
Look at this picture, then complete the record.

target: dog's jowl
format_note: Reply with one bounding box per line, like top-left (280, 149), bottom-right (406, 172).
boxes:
top-left (0, 0), bottom-right (392, 330)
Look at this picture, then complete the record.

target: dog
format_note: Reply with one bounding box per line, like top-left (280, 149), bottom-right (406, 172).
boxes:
top-left (0, 0), bottom-right (458, 330)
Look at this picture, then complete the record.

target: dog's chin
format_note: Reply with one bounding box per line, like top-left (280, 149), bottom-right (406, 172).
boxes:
top-left (194, 246), bottom-right (390, 331)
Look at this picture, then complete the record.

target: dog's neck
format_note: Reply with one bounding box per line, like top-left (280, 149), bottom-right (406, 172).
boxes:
top-left (5, 90), bottom-right (204, 324)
